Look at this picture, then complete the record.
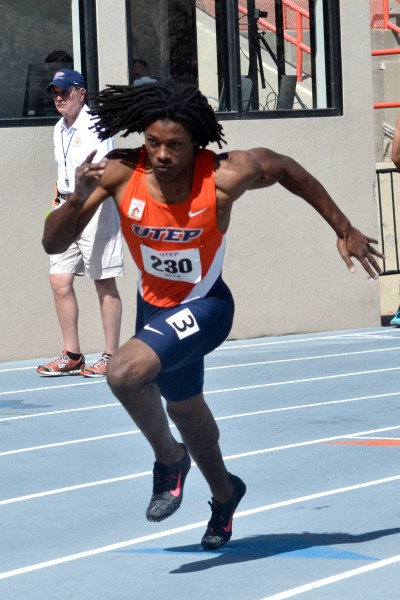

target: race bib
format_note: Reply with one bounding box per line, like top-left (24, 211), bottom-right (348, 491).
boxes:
top-left (141, 245), bottom-right (202, 283)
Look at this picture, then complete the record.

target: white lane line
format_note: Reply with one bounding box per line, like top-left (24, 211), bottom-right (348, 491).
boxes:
top-left (2, 391), bottom-right (400, 455)
top-left (237, 474), bottom-right (400, 517)
top-left (207, 346), bottom-right (400, 370)
top-left (215, 329), bottom-right (399, 350)
top-left (350, 436), bottom-right (400, 440)
top-left (0, 359), bottom-right (99, 374)
top-left (2, 424), bottom-right (400, 506)
top-left (0, 470), bottom-right (153, 506)
top-left (0, 367), bottom-right (38, 373)
top-left (209, 367), bottom-right (400, 395)
top-left (0, 520), bottom-right (206, 580)
top-left (2, 387), bottom-right (399, 425)
top-left (222, 424), bottom-right (400, 461)
top-left (0, 379), bottom-right (105, 397)
top-left (0, 429), bottom-right (141, 457)
top-left (1, 364), bottom-right (399, 409)
top-left (216, 391), bottom-right (400, 420)
top-left (0, 473), bottom-right (399, 581)
top-left (0, 403), bottom-right (118, 422)
top-left (2, 344), bottom-right (400, 380)
top-left (2, 392), bottom-right (400, 455)
top-left (259, 554), bottom-right (400, 600)
top-left (0, 329), bottom-right (394, 374)
top-left (2, 344), bottom-right (400, 396)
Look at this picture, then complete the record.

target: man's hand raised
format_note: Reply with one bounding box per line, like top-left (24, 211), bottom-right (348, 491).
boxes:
top-left (73, 150), bottom-right (108, 204)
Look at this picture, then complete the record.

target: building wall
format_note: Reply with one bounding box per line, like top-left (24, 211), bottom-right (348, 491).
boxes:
top-left (0, 0), bottom-right (381, 362)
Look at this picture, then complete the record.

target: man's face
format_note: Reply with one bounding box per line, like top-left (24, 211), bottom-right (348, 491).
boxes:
top-left (51, 86), bottom-right (85, 120)
top-left (132, 61), bottom-right (148, 80)
top-left (144, 119), bottom-right (197, 182)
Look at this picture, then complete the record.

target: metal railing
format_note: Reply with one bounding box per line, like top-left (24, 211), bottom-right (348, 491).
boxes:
top-left (376, 167), bottom-right (400, 274)
top-left (238, 1), bottom-right (310, 82)
top-left (371, 0), bottom-right (400, 32)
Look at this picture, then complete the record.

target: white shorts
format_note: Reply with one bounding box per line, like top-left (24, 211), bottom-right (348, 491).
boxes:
top-left (49, 197), bottom-right (124, 280)
top-left (49, 231), bottom-right (124, 279)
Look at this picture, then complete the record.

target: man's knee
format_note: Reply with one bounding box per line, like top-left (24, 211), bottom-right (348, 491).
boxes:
top-left (94, 277), bottom-right (119, 298)
top-left (166, 397), bottom-right (205, 422)
top-left (49, 273), bottom-right (75, 297)
top-left (106, 340), bottom-right (161, 394)
top-left (167, 396), bottom-right (220, 440)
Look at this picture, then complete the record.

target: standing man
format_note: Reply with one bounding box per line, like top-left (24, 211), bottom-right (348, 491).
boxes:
top-left (42, 80), bottom-right (383, 548)
top-left (37, 69), bottom-right (124, 377)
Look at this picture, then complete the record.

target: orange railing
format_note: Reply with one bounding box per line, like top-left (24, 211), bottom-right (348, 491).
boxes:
top-left (198, 1), bottom-right (400, 105)
top-left (372, 0), bottom-right (400, 108)
top-left (371, 0), bottom-right (400, 32)
top-left (238, 1), bottom-right (310, 82)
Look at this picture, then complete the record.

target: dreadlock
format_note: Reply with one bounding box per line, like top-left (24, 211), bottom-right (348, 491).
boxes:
top-left (89, 79), bottom-right (226, 149)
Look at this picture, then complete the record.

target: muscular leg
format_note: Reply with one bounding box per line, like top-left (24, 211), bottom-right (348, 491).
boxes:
top-left (94, 277), bottom-right (122, 355)
top-left (167, 396), bottom-right (233, 504)
top-left (106, 337), bottom-right (185, 465)
top-left (49, 273), bottom-right (80, 353)
top-left (107, 337), bottom-right (233, 503)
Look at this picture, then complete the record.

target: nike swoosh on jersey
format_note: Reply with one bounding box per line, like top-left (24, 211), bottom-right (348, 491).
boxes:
top-left (188, 207), bottom-right (207, 218)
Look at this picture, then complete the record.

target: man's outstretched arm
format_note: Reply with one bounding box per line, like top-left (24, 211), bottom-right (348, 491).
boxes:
top-left (223, 148), bottom-right (384, 279)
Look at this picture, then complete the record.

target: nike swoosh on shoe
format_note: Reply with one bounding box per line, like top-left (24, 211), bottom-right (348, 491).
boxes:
top-left (170, 471), bottom-right (182, 497)
top-left (222, 514), bottom-right (234, 533)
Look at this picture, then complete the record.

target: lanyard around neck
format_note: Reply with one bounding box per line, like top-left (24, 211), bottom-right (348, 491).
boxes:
top-left (61, 128), bottom-right (76, 187)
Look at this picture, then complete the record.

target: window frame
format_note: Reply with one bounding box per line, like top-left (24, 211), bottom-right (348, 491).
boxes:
top-left (126, 0), bottom-right (343, 120)
top-left (216, 0), bottom-right (343, 121)
top-left (0, 0), bottom-right (98, 129)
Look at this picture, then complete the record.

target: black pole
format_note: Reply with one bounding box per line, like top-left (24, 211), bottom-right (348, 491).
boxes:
top-left (79, 0), bottom-right (99, 97)
top-left (274, 0), bottom-right (286, 87)
top-left (309, 0), bottom-right (317, 107)
top-left (247, 0), bottom-right (260, 109)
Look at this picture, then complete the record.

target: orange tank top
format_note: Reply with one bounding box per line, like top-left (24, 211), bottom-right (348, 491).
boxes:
top-left (120, 147), bottom-right (226, 307)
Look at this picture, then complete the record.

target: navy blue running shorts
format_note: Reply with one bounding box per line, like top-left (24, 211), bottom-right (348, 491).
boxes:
top-left (134, 277), bottom-right (234, 402)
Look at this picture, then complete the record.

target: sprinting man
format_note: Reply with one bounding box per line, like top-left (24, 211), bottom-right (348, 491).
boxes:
top-left (41, 79), bottom-right (383, 549)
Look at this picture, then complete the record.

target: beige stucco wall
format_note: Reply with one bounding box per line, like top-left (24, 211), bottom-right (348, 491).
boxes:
top-left (0, 0), bottom-right (382, 363)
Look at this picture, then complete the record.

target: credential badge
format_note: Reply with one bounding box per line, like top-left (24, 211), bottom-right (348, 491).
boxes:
top-left (128, 198), bottom-right (146, 221)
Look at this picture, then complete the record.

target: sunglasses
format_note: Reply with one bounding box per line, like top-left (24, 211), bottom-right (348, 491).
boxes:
top-left (51, 87), bottom-right (79, 99)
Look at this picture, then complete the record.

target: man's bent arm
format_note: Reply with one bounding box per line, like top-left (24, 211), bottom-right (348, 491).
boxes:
top-left (246, 148), bottom-right (351, 237)
top-left (42, 151), bottom-right (108, 254)
top-left (42, 201), bottom-right (86, 254)
top-left (245, 148), bottom-right (384, 279)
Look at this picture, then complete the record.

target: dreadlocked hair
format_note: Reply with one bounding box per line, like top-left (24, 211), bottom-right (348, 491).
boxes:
top-left (89, 79), bottom-right (226, 149)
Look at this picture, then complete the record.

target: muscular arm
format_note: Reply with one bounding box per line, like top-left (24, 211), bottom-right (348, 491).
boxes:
top-left (248, 147), bottom-right (352, 237)
top-left (215, 147), bottom-right (383, 278)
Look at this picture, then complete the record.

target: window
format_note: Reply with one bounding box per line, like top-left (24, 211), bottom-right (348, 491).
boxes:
top-left (127, 0), bottom-right (342, 118)
top-left (0, 0), bottom-right (97, 125)
top-left (127, 0), bottom-right (198, 85)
